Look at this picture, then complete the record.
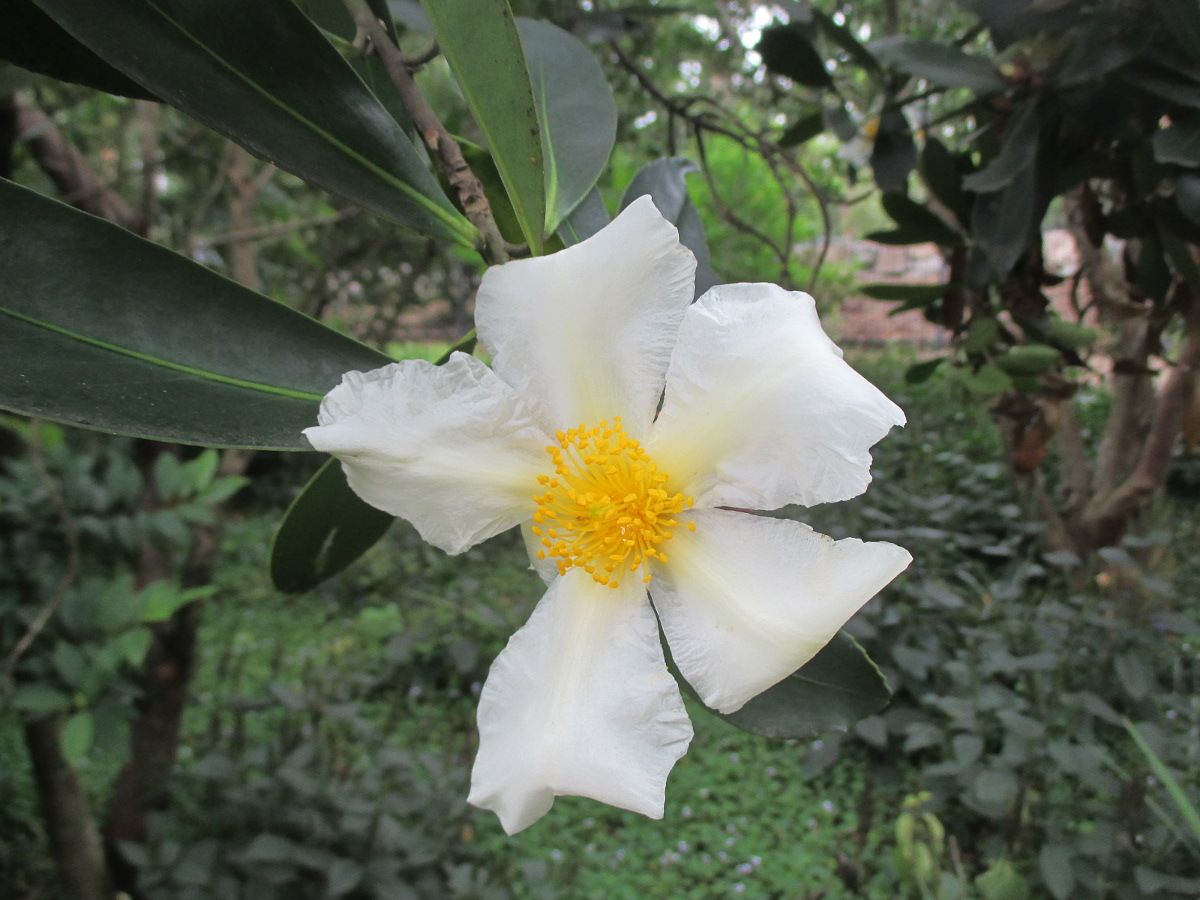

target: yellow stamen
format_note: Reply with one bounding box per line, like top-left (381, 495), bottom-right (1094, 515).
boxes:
top-left (531, 417), bottom-right (693, 589)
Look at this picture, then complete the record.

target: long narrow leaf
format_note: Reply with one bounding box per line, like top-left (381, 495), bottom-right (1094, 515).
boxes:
top-left (33, 0), bottom-right (475, 245)
top-left (424, 0), bottom-right (546, 252)
top-left (0, 179), bottom-right (389, 449)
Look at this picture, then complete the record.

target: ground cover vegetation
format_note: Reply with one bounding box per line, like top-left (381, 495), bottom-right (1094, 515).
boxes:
top-left (2, 1), bottom-right (1199, 898)
top-left (3, 355), bottom-right (1198, 898)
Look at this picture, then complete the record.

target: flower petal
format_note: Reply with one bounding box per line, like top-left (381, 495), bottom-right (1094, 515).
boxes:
top-left (647, 284), bottom-right (905, 510)
top-left (475, 195), bottom-right (696, 437)
top-left (304, 354), bottom-right (549, 554)
top-left (651, 508), bottom-right (911, 714)
top-left (468, 571), bottom-right (693, 834)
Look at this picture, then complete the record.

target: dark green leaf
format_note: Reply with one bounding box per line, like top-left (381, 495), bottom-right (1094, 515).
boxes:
top-left (962, 105), bottom-right (1041, 192)
top-left (994, 344), bottom-right (1061, 375)
top-left (33, 0), bottom-right (473, 244)
top-left (905, 357), bottom-right (947, 384)
top-left (922, 138), bottom-right (969, 225)
top-left (861, 283), bottom-right (948, 303)
top-left (60, 711), bottom-right (95, 766)
top-left (1045, 320), bottom-right (1097, 349)
top-left (1151, 0), bottom-right (1200, 56)
top-left (971, 162), bottom-right (1040, 278)
top-left (810, 7), bottom-right (879, 73)
top-left (1177, 172), bottom-right (1200, 224)
top-left (758, 24), bottom-right (832, 88)
top-left (425, 0), bottom-right (545, 252)
top-left (871, 109), bottom-right (916, 193)
top-left (11, 685), bottom-right (72, 716)
top-left (555, 186), bottom-right (610, 247)
top-left (270, 458), bottom-right (393, 593)
top-left (1124, 63), bottom-right (1200, 109)
top-left (619, 158), bottom-right (718, 297)
top-left (872, 38), bottom-right (1004, 92)
top-left (518, 18), bottom-right (616, 233)
top-left (1153, 115), bottom-right (1200, 165)
top-left (0, 178), bottom-right (390, 448)
top-left (870, 192), bottom-right (960, 246)
top-left (0, 0), bottom-right (155, 98)
top-left (779, 109), bottom-right (825, 148)
top-left (823, 102), bottom-right (857, 141)
top-left (711, 632), bottom-right (892, 740)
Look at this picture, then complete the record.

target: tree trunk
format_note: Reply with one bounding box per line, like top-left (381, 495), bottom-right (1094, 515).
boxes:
top-left (24, 715), bottom-right (115, 900)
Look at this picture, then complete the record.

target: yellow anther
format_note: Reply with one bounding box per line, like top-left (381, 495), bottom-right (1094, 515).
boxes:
top-left (531, 417), bottom-right (694, 590)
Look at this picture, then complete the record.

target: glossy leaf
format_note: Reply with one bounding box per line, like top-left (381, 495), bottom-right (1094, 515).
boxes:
top-left (1153, 115), bottom-right (1200, 165)
top-left (971, 163), bottom-right (1040, 279)
top-left (424, 0), bottom-right (545, 252)
top-left (0, 178), bottom-right (390, 448)
top-left (1, 0), bottom-right (155, 99)
top-left (518, 18), bottom-right (616, 233)
top-left (868, 192), bottom-right (960, 247)
top-left (922, 137), bottom-right (970, 226)
top-left (32, 0), bottom-right (473, 244)
top-left (1152, 0), bottom-right (1200, 57)
top-left (861, 283), bottom-right (948, 303)
top-left (758, 24), bottom-right (832, 88)
top-left (620, 158), bottom-right (718, 298)
top-left (271, 458), bottom-right (393, 593)
top-left (555, 186), bottom-right (611, 247)
top-left (810, 7), bottom-right (879, 73)
top-left (712, 632), bottom-right (892, 740)
top-left (872, 38), bottom-right (1004, 93)
top-left (962, 105), bottom-right (1041, 192)
top-left (871, 108), bottom-right (916, 193)
top-left (1176, 173), bottom-right (1200, 224)
top-left (780, 109), bottom-right (825, 148)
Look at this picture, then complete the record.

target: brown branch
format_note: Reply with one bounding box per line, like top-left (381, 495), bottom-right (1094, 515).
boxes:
top-left (341, 0), bottom-right (505, 264)
top-left (1082, 326), bottom-right (1200, 548)
top-left (14, 94), bottom-right (139, 231)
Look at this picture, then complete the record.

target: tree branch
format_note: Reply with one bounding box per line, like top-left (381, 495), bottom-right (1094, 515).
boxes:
top-left (341, 0), bottom-right (507, 265)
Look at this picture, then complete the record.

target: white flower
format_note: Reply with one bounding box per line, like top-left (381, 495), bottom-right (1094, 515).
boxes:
top-left (304, 196), bottom-right (911, 834)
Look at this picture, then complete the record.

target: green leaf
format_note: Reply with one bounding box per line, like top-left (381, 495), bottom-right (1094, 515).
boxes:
top-left (905, 357), bottom-right (946, 384)
top-left (518, 18), bottom-right (616, 233)
top-left (11, 684), bottom-right (73, 716)
top-left (871, 109), bottom-right (916, 193)
top-left (0, 0), bottom-right (155, 98)
top-left (962, 105), bottom-right (1041, 192)
top-left (869, 193), bottom-right (960, 247)
top-left (810, 7), bottom-right (880, 73)
top-left (962, 364), bottom-right (1013, 395)
top-left (1177, 172), bottom-right (1200, 224)
top-left (779, 109), bottom-right (825, 148)
top-left (1151, 0), bottom-right (1200, 56)
top-left (555, 186), bottom-right (610, 248)
top-left (975, 859), bottom-right (1029, 900)
top-left (922, 138), bottom-right (969, 225)
top-left (872, 37), bottom-right (1004, 92)
top-left (620, 158), bottom-right (718, 298)
top-left (971, 162), bottom-right (1040, 279)
top-left (0, 179), bottom-right (390, 448)
top-left (33, 0), bottom-right (473, 244)
top-left (424, 0), bottom-right (545, 252)
top-left (861, 283), bottom-right (948, 303)
top-left (270, 458), bottom-right (393, 593)
top-left (1124, 717), bottom-right (1200, 843)
top-left (711, 632), bottom-right (892, 740)
top-left (758, 24), bottom-right (833, 88)
top-left (60, 711), bottom-right (95, 766)
top-left (994, 344), bottom-right (1061, 375)
top-left (1154, 115), bottom-right (1200, 166)
top-left (1045, 320), bottom-right (1097, 350)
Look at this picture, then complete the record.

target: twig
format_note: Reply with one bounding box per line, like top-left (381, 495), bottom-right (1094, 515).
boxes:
top-left (2, 424), bottom-right (82, 687)
top-left (197, 208), bottom-right (360, 248)
top-left (341, 0), bottom-right (507, 265)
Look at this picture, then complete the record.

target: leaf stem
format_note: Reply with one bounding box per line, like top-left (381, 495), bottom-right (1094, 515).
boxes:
top-left (341, 0), bottom-right (509, 265)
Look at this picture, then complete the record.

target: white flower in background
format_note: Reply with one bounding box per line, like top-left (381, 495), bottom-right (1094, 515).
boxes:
top-left (305, 196), bottom-right (911, 834)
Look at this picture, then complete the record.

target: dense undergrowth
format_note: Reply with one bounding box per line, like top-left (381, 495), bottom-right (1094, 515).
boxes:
top-left (2, 351), bottom-right (1198, 899)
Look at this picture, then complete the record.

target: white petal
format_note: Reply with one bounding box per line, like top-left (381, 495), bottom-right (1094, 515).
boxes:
top-left (304, 354), bottom-right (550, 555)
top-left (475, 195), bottom-right (696, 437)
top-left (650, 508), bottom-right (911, 714)
top-left (468, 571), bottom-right (693, 834)
top-left (647, 284), bottom-right (905, 510)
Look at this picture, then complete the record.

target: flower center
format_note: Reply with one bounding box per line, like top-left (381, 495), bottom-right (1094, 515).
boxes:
top-left (531, 417), bottom-right (694, 589)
